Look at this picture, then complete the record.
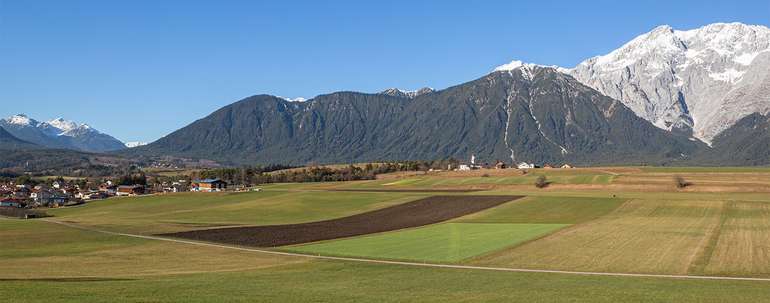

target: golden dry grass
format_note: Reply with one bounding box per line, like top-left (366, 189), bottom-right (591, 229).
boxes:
top-left (697, 201), bottom-right (770, 277)
top-left (471, 199), bottom-right (725, 274)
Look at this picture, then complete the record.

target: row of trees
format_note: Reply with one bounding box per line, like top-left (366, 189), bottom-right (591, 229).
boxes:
top-left (192, 160), bottom-right (462, 186)
top-left (4, 159), bottom-right (465, 188)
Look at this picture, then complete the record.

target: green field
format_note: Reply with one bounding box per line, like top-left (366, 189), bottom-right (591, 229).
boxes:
top-left (288, 223), bottom-right (567, 262)
top-left (5, 167), bottom-right (770, 302)
top-left (346, 173), bottom-right (616, 188)
top-left (47, 190), bottom-right (426, 234)
top-left (5, 258), bottom-right (770, 303)
top-left (457, 196), bottom-right (626, 224)
top-left (3, 219), bottom-right (770, 303)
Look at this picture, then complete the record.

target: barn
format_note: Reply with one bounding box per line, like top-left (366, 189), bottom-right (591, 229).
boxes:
top-left (193, 179), bottom-right (228, 192)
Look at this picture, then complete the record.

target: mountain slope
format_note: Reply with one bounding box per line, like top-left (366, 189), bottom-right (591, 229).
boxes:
top-left (698, 113), bottom-right (770, 165)
top-left (0, 115), bottom-right (127, 152)
top-left (129, 66), bottom-right (704, 166)
top-left (130, 93), bottom-right (410, 164)
top-left (0, 126), bottom-right (39, 150)
top-left (568, 22), bottom-right (770, 143)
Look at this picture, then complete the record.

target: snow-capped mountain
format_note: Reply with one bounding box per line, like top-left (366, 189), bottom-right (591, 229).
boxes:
top-left (379, 87), bottom-right (435, 98)
top-left (0, 114), bottom-right (127, 152)
top-left (568, 22), bottom-right (770, 144)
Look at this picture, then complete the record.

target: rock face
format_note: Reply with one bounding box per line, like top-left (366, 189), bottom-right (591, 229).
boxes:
top-left (568, 22), bottom-right (770, 144)
top-left (0, 114), bottom-right (127, 152)
top-left (128, 66), bottom-right (703, 166)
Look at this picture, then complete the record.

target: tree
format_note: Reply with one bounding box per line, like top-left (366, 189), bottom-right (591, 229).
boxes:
top-left (534, 175), bottom-right (549, 188)
top-left (674, 176), bottom-right (691, 189)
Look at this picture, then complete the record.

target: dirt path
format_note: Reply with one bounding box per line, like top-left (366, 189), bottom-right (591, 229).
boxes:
top-left (39, 218), bottom-right (770, 282)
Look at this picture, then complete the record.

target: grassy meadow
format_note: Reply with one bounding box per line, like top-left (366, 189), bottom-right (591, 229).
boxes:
top-left (4, 166), bottom-right (770, 302)
top-left (288, 223), bottom-right (568, 262)
top-left (46, 190), bottom-right (427, 234)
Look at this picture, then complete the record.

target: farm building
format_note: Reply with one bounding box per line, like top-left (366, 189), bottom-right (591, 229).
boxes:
top-left (495, 161), bottom-right (507, 169)
top-left (116, 185), bottom-right (145, 196)
top-left (517, 162), bottom-right (536, 169)
top-left (192, 179), bottom-right (228, 192)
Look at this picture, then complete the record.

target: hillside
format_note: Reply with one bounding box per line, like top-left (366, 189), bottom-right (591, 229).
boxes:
top-left (127, 66), bottom-right (705, 166)
top-left (0, 126), bottom-right (38, 150)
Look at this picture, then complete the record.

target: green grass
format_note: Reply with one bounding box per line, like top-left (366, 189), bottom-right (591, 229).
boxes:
top-left (457, 196), bottom-right (626, 224)
top-left (8, 167), bottom-right (770, 302)
top-left (288, 223), bottom-right (567, 262)
top-left (345, 172), bottom-right (616, 189)
top-left (3, 260), bottom-right (770, 303)
top-left (47, 190), bottom-right (425, 234)
top-left (0, 219), bottom-right (305, 279)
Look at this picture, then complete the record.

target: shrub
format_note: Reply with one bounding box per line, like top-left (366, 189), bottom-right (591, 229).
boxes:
top-left (481, 173), bottom-right (490, 178)
top-left (534, 175), bottom-right (549, 188)
top-left (674, 176), bottom-right (692, 189)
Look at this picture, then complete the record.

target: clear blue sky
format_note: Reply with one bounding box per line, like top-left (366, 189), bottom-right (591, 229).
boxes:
top-left (2, 0), bottom-right (768, 143)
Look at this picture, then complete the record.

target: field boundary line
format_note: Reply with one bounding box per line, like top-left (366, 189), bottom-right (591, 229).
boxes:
top-left (40, 218), bottom-right (770, 282)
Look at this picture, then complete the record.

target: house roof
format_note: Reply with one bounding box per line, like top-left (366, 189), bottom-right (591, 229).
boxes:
top-left (194, 179), bottom-right (225, 183)
top-left (117, 185), bottom-right (144, 189)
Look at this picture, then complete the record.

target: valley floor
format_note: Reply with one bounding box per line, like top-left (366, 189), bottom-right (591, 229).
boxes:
top-left (3, 167), bottom-right (770, 302)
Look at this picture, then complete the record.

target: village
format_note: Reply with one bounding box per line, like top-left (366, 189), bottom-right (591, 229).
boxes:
top-left (0, 178), bottom-right (230, 210)
top-left (454, 154), bottom-right (573, 171)
top-left (0, 155), bottom-right (570, 212)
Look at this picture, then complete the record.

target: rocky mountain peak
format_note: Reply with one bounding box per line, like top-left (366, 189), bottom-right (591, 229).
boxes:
top-left (568, 22), bottom-right (770, 143)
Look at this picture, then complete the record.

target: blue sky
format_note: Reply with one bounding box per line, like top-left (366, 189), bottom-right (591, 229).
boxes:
top-left (2, 0), bottom-right (769, 143)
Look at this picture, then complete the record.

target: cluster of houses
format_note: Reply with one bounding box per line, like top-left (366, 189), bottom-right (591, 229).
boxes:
top-left (454, 154), bottom-right (573, 171)
top-left (1, 181), bottom-right (110, 209)
top-left (0, 178), bottom-right (230, 210)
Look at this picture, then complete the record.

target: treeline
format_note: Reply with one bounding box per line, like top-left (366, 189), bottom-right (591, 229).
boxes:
top-left (194, 160), bottom-right (460, 186)
top-left (0, 149), bottom-right (134, 177)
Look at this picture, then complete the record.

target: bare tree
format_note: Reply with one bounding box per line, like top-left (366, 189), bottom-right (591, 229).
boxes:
top-left (674, 175), bottom-right (692, 189)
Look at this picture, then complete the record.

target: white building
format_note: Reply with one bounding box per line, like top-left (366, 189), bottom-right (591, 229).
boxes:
top-left (517, 162), bottom-right (535, 169)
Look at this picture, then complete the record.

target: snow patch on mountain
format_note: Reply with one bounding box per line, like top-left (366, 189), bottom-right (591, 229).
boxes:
top-left (125, 141), bottom-right (148, 148)
top-left (494, 60), bottom-right (570, 75)
top-left (379, 87), bottom-right (435, 98)
top-left (5, 114), bottom-right (33, 126)
top-left (278, 96), bottom-right (307, 102)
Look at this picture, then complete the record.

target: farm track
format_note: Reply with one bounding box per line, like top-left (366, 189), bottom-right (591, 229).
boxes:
top-left (161, 195), bottom-right (521, 247)
top-left (38, 218), bottom-right (770, 282)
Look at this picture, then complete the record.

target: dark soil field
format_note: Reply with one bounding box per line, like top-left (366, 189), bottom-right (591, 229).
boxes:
top-left (163, 195), bottom-right (522, 247)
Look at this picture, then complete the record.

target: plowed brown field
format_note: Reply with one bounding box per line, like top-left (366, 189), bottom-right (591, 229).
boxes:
top-left (163, 195), bottom-right (521, 247)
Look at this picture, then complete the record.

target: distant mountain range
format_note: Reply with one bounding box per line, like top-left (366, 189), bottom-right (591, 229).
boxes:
top-left (125, 22), bottom-right (769, 166)
top-left (0, 114), bottom-right (126, 152)
top-left (6, 22), bottom-right (769, 168)
top-left (126, 65), bottom-right (709, 166)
